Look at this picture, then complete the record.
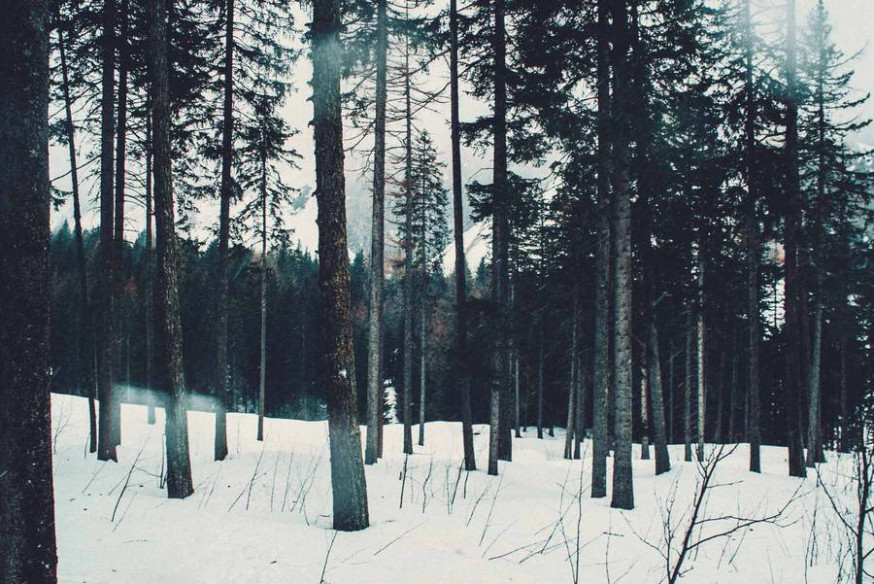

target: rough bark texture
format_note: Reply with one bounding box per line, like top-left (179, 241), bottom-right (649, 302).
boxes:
top-left (0, 3), bottom-right (58, 580)
top-left (696, 255), bottom-right (705, 461)
top-left (609, 0), bottom-right (634, 511)
top-left (648, 323), bottom-right (670, 474)
top-left (112, 0), bottom-right (130, 448)
top-left (488, 0), bottom-right (512, 476)
top-left (591, 0), bottom-right (611, 499)
top-left (684, 310), bottom-right (693, 462)
top-left (365, 0), bottom-right (388, 465)
top-left (743, 0), bottom-right (760, 472)
top-left (402, 20), bottom-right (414, 456)
top-left (97, 0), bottom-right (118, 463)
top-left (148, 0), bottom-right (194, 499)
top-left (311, 0), bottom-right (370, 531)
top-left (257, 168), bottom-right (267, 442)
top-left (214, 0), bottom-right (234, 462)
top-left (783, 0), bottom-right (807, 478)
top-left (145, 115), bottom-right (156, 426)
top-left (58, 24), bottom-right (99, 450)
top-left (449, 0), bottom-right (476, 470)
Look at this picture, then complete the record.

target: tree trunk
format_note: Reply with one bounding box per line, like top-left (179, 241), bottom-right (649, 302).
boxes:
top-left (684, 310), bottom-right (693, 462)
top-left (537, 320), bottom-right (545, 439)
top-left (640, 344), bottom-right (650, 460)
top-left (449, 0), bottom-right (476, 471)
top-left (402, 14), bottom-right (414, 456)
top-left (0, 3), bottom-right (58, 579)
top-left (696, 254), bottom-right (705, 462)
top-left (783, 0), bottom-right (806, 478)
top-left (145, 114), bottom-right (156, 425)
top-left (257, 162), bottom-right (267, 442)
top-left (148, 0), bottom-right (194, 499)
top-left (112, 0), bottom-right (130, 448)
top-left (490, 0), bottom-right (512, 473)
top-left (591, 0), bottom-right (611, 500)
top-left (744, 0), bottom-right (760, 471)
top-left (57, 23), bottom-right (99, 450)
top-left (515, 348), bottom-right (522, 439)
top-left (564, 346), bottom-right (577, 460)
top-left (97, 0), bottom-right (118, 463)
top-left (648, 323), bottom-right (670, 474)
top-left (610, 0), bottom-right (634, 511)
top-left (214, 0), bottom-right (235, 462)
top-left (365, 0), bottom-right (388, 465)
top-left (310, 0), bottom-right (370, 531)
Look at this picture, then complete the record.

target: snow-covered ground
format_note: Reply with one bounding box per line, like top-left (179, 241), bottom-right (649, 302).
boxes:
top-left (52, 393), bottom-right (856, 583)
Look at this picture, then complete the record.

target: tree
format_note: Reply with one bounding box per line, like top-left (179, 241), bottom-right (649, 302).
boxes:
top-left (364, 0), bottom-right (388, 465)
top-left (97, 0), bottom-right (118, 463)
top-left (782, 0), bottom-right (807, 478)
top-left (449, 0), bottom-right (476, 471)
top-left (310, 0), bottom-right (370, 531)
top-left (147, 0), bottom-right (194, 499)
top-left (609, 0), bottom-right (634, 511)
top-left (394, 130), bottom-right (449, 446)
top-left (0, 2), bottom-right (58, 581)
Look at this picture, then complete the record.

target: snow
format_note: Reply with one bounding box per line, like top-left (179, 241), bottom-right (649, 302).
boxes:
top-left (442, 220), bottom-right (491, 275)
top-left (52, 393), bottom-right (854, 583)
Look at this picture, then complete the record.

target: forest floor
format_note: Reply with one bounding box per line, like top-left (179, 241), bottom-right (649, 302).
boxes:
top-left (52, 393), bottom-right (854, 583)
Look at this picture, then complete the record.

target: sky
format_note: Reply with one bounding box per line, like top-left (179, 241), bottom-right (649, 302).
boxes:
top-left (49, 0), bottom-right (874, 252)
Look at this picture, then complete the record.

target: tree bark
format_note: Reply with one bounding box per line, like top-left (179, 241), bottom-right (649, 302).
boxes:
top-left (783, 0), bottom-right (806, 478)
top-left (365, 0), bottom-right (388, 465)
top-left (684, 310), bottom-right (693, 462)
top-left (489, 0), bottom-right (512, 474)
top-left (112, 0), bottom-right (130, 448)
top-left (591, 0), bottom-right (611, 499)
top-left (145, 114), bottom-right (156, 425)
top-left (402, 12), bottom-right (414, 456)
top-left (609, 0), bottom-right (634, 511)
top-left (97, 0), bottom-right (118, 462)
top-left (696, 254), bottom-right (705, 462)
top-left (449, 0), bottom-right (476, 470)
top-left (310, 0), bottom-right (370, 531)
top-left (743, 0), bottom-right (761, 472)
top-left (148, 0), bottom-right (194, 499)
top-left (257, 159), bottom-right (267, 442)
top-left (648, 323), bottom-right (670, 474)
top-left (214, 0), bottom-right (234, 462)
top-left (0, 2), bottom-right (58, 579)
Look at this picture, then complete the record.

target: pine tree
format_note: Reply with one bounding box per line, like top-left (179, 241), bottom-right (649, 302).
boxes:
top-left (310, 0), bottom-right (370, 531)
top-left (147, 0), bottom-right (194, 499)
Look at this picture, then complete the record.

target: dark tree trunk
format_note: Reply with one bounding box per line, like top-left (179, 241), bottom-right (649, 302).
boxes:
top-left (783, 0), bottom-right (806, 478)
top-left (609, 0), bottom-right (634, 511)
top-left (365, 0), bottom-right (388, 465)
top-left (402, 17), bottom-right (414, 456)
top-left (214, 0), bottom-right (234, 462)
top-left (145, 114), bottom-right (156, 425)
top-left (564, 318), bottom-right (577, 460)
top-left (310, 0), bottom-right (370, 531)
top-left (147, 0), bottom-right (194, 499)
top-left (97, 0), bottom-right (118, 462)
top-left (536, 319), bottom-right (545, 440)
top-left (112, 0), bottom-right (130, 448)
top-left (450, 0), bottom-right (476, 470)
top-left (648, 323), bottom-right (670, 474)
top-left (591, 0), bottom-right (611, 499)
top-left (640, 347), bottom-right (650, 460)
top-left (743, 0), bottom-right (761, 472)
top-left (257, 160), bottom-right (267, 442)
top-left (684, 310), bottom-right (693, 462)
top-left (489, 0), bottom-right (512, 474)
top-left (57, 23), bottom-right (99, 451)
top-left (0, 3), bottom-right (58, 580)
top-left (214, 0), bottom-right (236, 437)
